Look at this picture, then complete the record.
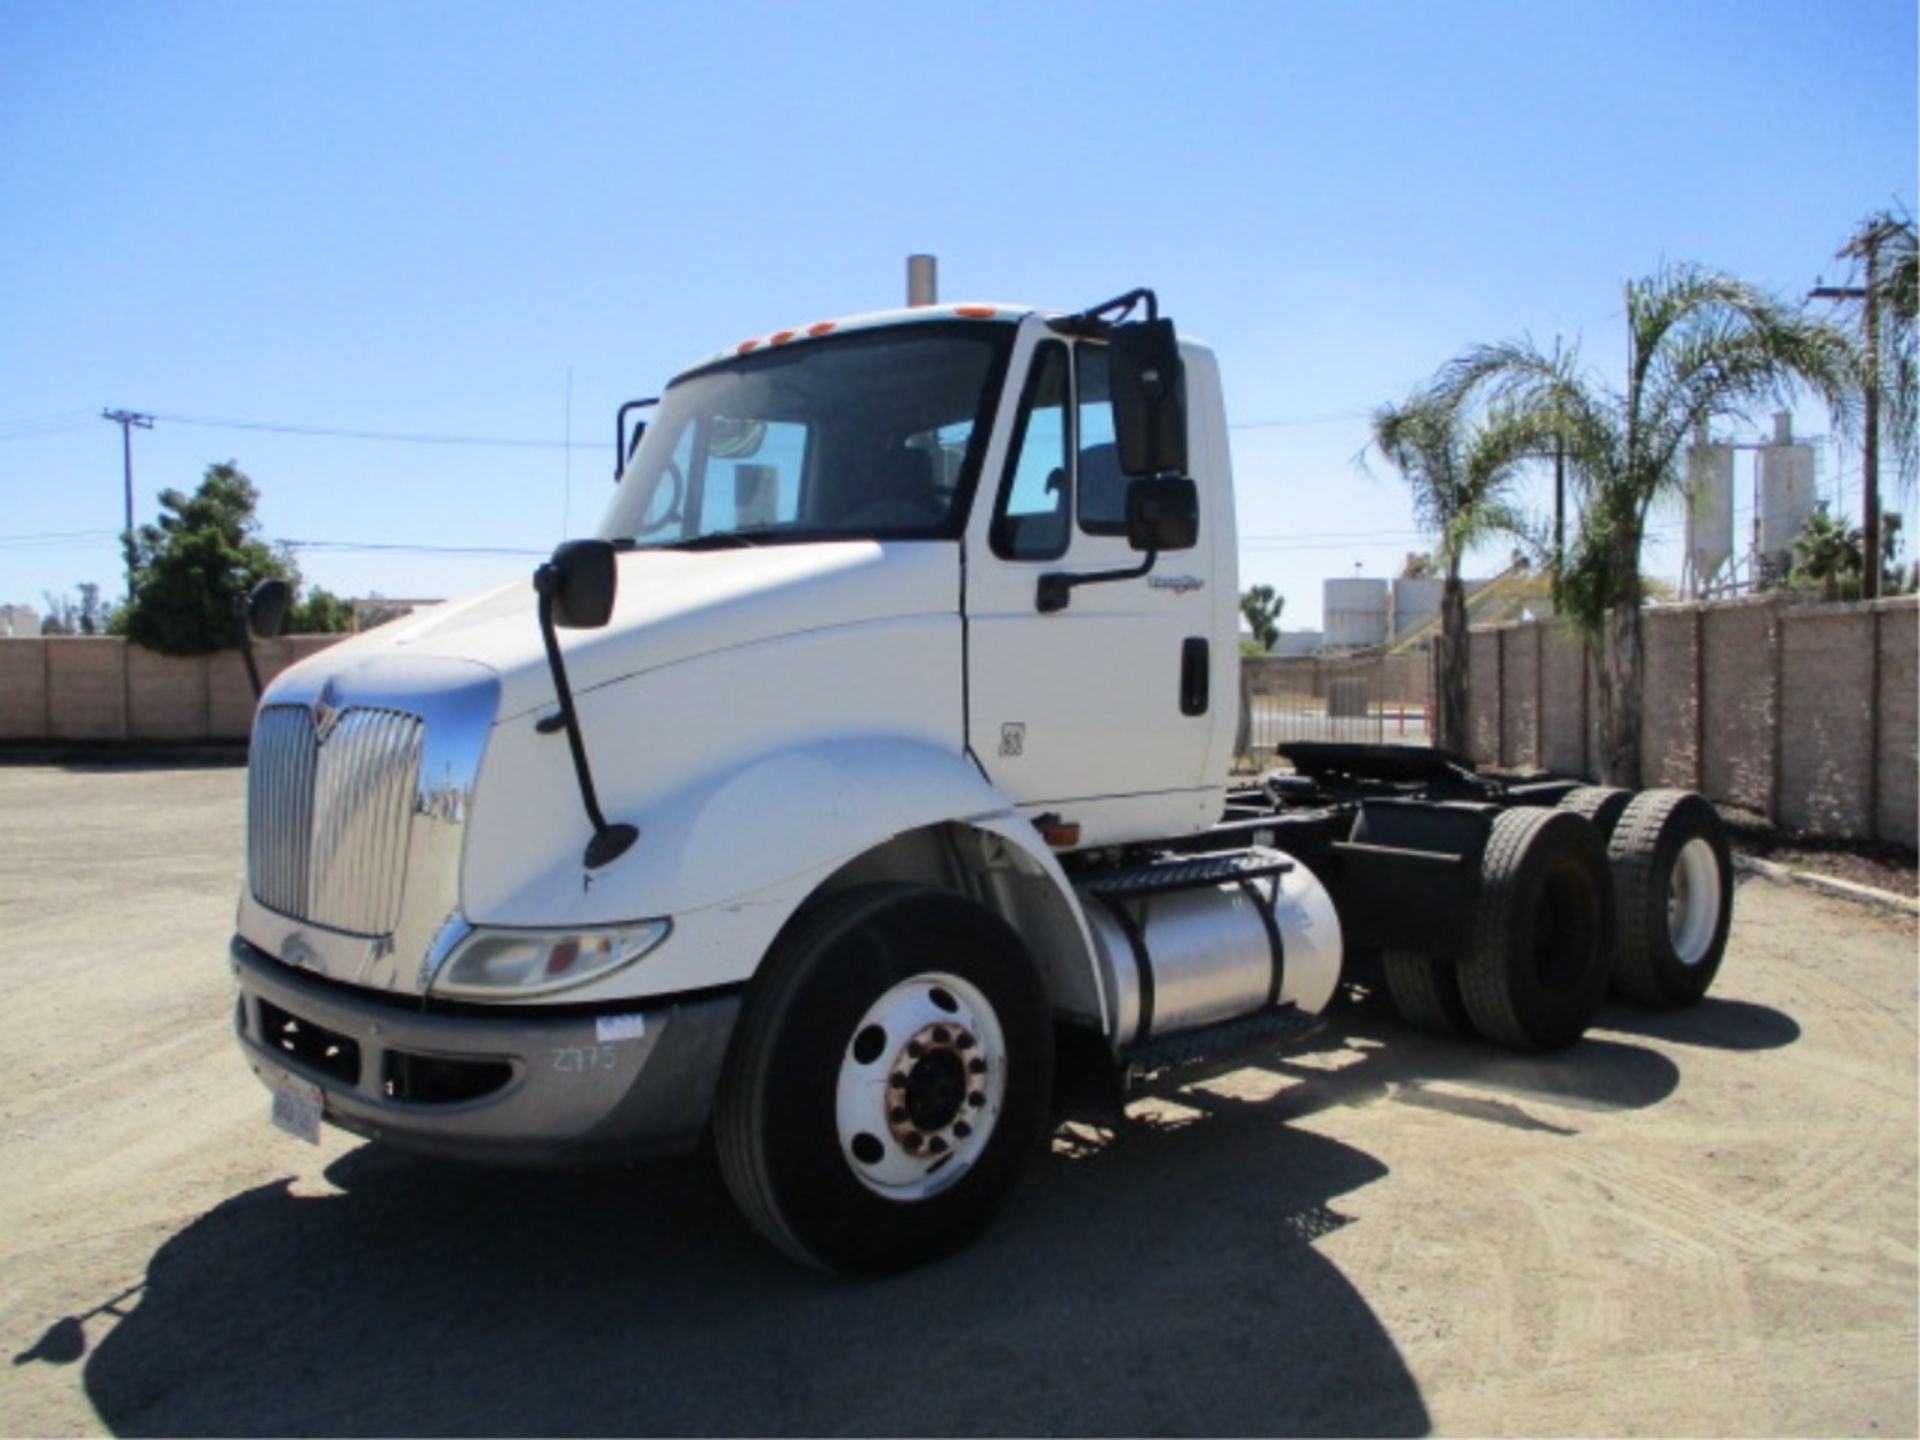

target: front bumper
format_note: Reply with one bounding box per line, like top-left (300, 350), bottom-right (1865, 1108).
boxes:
top-left (230, 936), bottom-right (741, 1166)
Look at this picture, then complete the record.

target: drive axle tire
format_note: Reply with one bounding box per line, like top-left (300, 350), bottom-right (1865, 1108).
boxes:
top-left (1557, 785), bottom-right (1633, 843)
top-left (1458, 808), bottom-right (1614, 1052)
top-left (1608, 790), bottom-right (1733, 1008)
top-left (1382, 950), bottom-right (1477, 1039)
top-left (714, 884), bottom-right (1053, 1275)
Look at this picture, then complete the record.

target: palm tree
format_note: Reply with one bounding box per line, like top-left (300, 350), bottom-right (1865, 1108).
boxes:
top-left (1789, 509), bottom-right (1863, 600)
top-left (1825, 212), bottom-right (1917, 599)
top-left (1430, 265), bottom-right (1855, 787)
top-left (1367, 390), bottom-right (1539, 754)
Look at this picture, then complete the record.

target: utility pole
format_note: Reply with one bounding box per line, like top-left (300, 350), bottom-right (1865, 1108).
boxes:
top-left (1812, 233), bottom-right (1884, 601)
top-left (100, 409), bottom-right (153, 601)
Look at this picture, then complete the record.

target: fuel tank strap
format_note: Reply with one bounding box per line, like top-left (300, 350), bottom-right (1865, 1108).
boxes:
top-left (1093, 893), bottom-right (1155, 1042)
top-left (1238, 878), bottom-right (1287, 1009)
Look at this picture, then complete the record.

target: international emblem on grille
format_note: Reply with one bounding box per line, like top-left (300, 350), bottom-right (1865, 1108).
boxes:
top-left (312, 680), bottom-right (342, 743)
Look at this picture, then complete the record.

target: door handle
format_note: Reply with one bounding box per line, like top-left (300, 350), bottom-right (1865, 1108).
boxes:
top-left (1180, 637), bottom-right (1209, 716)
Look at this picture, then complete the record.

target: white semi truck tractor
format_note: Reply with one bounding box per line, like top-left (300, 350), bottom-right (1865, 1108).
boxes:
top-left (230, 291), bottom-right (1735, 1273)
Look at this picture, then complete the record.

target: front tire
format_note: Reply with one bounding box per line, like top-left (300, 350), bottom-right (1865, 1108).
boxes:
top-left (714, 884), bottom-right (1053, 1275)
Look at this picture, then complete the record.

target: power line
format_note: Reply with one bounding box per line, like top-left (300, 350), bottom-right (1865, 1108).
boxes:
top-left (281, 538), bottom-right (549, 557)
top-left (1228, 409), bottom-right (1373, 431)
top-left (150, 411), bottom-right (610, 451)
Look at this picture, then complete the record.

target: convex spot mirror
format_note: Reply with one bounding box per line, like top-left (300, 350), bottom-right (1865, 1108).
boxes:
top-left (247, 578), bottom-right (291, 640)
top-left (1108, 318), bottom-right (1188, 478)
top-left (1126, 476), bottom-right (1199, 553)
top-left (538, 539), bottom-right (618, 630)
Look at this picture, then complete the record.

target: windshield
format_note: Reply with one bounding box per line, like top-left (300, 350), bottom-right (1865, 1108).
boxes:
top-left (601, 323), bottom-right (1012, 548)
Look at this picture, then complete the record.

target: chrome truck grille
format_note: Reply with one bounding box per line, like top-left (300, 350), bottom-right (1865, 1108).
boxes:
top-left (248, 704), bottom-right (426, 937)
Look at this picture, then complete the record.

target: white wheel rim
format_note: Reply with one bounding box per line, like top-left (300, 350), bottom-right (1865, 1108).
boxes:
top-left (1667, 837), bottom-right (1721, 965)
top-left (834, 971), bottom-right (1007, 1202)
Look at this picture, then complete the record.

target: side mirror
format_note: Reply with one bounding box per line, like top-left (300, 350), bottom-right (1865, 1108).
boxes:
top-left (1109, 318), bottom-right (1188, 477)
top-left (247, 579), bottom-right (291, 640)
top-left (1126, 476), bottom-right (1199, 553)
top-left (536, 540), bottom-right (618, 629)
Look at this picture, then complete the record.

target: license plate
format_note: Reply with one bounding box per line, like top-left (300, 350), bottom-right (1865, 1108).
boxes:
top-left (271, 1076), bottom-right (324, 1145)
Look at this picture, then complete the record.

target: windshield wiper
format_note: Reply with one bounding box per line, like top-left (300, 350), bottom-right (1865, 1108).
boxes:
top-left (648, 528), bottom-right (781, 551)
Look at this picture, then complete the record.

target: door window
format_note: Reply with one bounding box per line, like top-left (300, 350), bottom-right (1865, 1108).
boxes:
top-left (990, 342), bottom-right (1071, 561)
top-left (1074, 344), bottom-right (1129, 535)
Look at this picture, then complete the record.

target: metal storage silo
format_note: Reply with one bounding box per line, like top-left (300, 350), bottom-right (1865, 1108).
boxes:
top-left (1684, 429), bottom-right (1735, 594)
top-left (1390, 578), bottom-right (1444, 640)
top-left (1323, 578), bottom-right (1389, 649)
top-left (1757, 412), bottom-right (1817, 574)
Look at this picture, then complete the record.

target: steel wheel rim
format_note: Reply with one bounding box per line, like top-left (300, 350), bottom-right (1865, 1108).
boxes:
top-left (1667, 837), bottom-right (1721, 965)
top-left (835, 971), bottom-right (1007, 1202)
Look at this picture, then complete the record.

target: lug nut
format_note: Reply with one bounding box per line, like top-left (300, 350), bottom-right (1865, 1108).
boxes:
top-left (955, 1033), bottom-right (975, 1051)
top-left (889, 1106), bottom-right (909, 1124)
top-left (967, 1057), bottom-right (987, 1074)
top-left (904, 1133), bottom-right (923, 1151)
top-left (968, 1091), bottom-right (986, 1108)
top-left (927, 1136), bottom-right (949, 1155)
top-left (932, 1026), bottom-right (951, 1044)
top-left (954, 1121), bottom-right (972, 1139)
top-left (907, 1041), bottom-right (925, 1059)
top-left (890, 1071), bottom-right (908, 1088)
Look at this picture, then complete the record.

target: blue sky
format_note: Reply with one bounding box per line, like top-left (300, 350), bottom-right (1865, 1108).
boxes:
top-left (2, 0), bottom-right (1913, 629)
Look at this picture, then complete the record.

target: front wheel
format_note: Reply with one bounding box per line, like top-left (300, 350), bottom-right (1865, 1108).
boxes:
top-left (713, 884), bottom-right (1053, 1274)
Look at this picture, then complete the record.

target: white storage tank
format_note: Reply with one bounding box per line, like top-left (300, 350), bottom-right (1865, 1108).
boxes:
top-left (1270, 629), bottom-right (1323, 657)
top-left (1391, 578), bottom-right (1444, 639)
top-left (1684, 430), bottom-right (1735, 591)
top-left (1757, 412), bottom-right (1817, 572)
top-left (1323, 578), bottom-right (1389, 649)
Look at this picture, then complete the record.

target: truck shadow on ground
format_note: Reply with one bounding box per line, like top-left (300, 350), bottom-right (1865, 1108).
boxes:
top-left (72, 1115), bottom-right (1426, 1438)
top-left (60, 992), bottom-right (1783, 1438)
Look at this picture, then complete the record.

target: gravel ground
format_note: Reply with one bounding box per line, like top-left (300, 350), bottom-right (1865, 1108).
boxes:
top-left (0, 762), bottom-right (1914, 1437)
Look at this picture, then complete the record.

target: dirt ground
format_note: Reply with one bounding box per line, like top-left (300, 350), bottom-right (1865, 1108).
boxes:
top-left (0, 762), bottom-right (1914, 1438)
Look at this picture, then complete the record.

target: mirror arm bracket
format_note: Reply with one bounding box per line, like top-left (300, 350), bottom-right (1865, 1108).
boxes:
top-left (1036, 550), bottom-right (1158, 614)
top-left (533, 567), bottom-right (638, 869)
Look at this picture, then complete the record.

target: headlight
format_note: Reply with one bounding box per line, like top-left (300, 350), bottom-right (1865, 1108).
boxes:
top-left (432, 920), bottom-right (671, 1000)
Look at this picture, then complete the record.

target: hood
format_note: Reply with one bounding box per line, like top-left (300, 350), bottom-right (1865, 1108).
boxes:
top-left (269, 542), bottom-right (960, 723)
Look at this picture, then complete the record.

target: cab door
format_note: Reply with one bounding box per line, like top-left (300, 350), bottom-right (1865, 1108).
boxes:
top-left (963, 324), bottom-right (1222, 844)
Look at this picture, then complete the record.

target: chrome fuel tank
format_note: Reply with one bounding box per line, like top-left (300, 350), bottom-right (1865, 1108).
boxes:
top-left (1076, 854), bottom-right (1343, 1050)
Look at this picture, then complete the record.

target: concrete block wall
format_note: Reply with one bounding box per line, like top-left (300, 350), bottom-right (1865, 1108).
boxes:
top-left (1461, 596), bottom-right (1917, 848)
top-left (1700, 603), bottom-right (1776, 816)
top-left (1779, 606), bottom-right (1877, 837)
top-left (0, 636), bottom-right (347, 746)
top-left (1499, 626), bottom-right (1542, 769)
top-left (1539, 628), bottom-right (1588, 777)
top-left (1465, 630), bottom-right (1501, 762)
top-left (1639, 609), bottom-right (1700, 791)
top-left (1877, 604), bottom-right (1918, 847)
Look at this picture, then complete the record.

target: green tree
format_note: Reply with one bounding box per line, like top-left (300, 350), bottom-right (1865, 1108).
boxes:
top-left (119, 462), bottom-right (293, 655)
top-left (1431, 265), bottom-right (1855, 786)
top-left (1838, 212), bottom-right (1917, 497)
top-left (1789, 509), bottom-right (1863, 600)
top-left (285, 585), bottom-right (354, 634)
top-left (1366, 390), bottom-right (1537, 754)
top-left (1238, 584), bottom-right (1284, 652)
top-left (39, 582), bottom-right (114, 636)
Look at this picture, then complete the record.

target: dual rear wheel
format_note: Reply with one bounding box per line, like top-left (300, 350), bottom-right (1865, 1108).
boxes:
top-left (1383, 789), bottom-right (1734, 1050)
